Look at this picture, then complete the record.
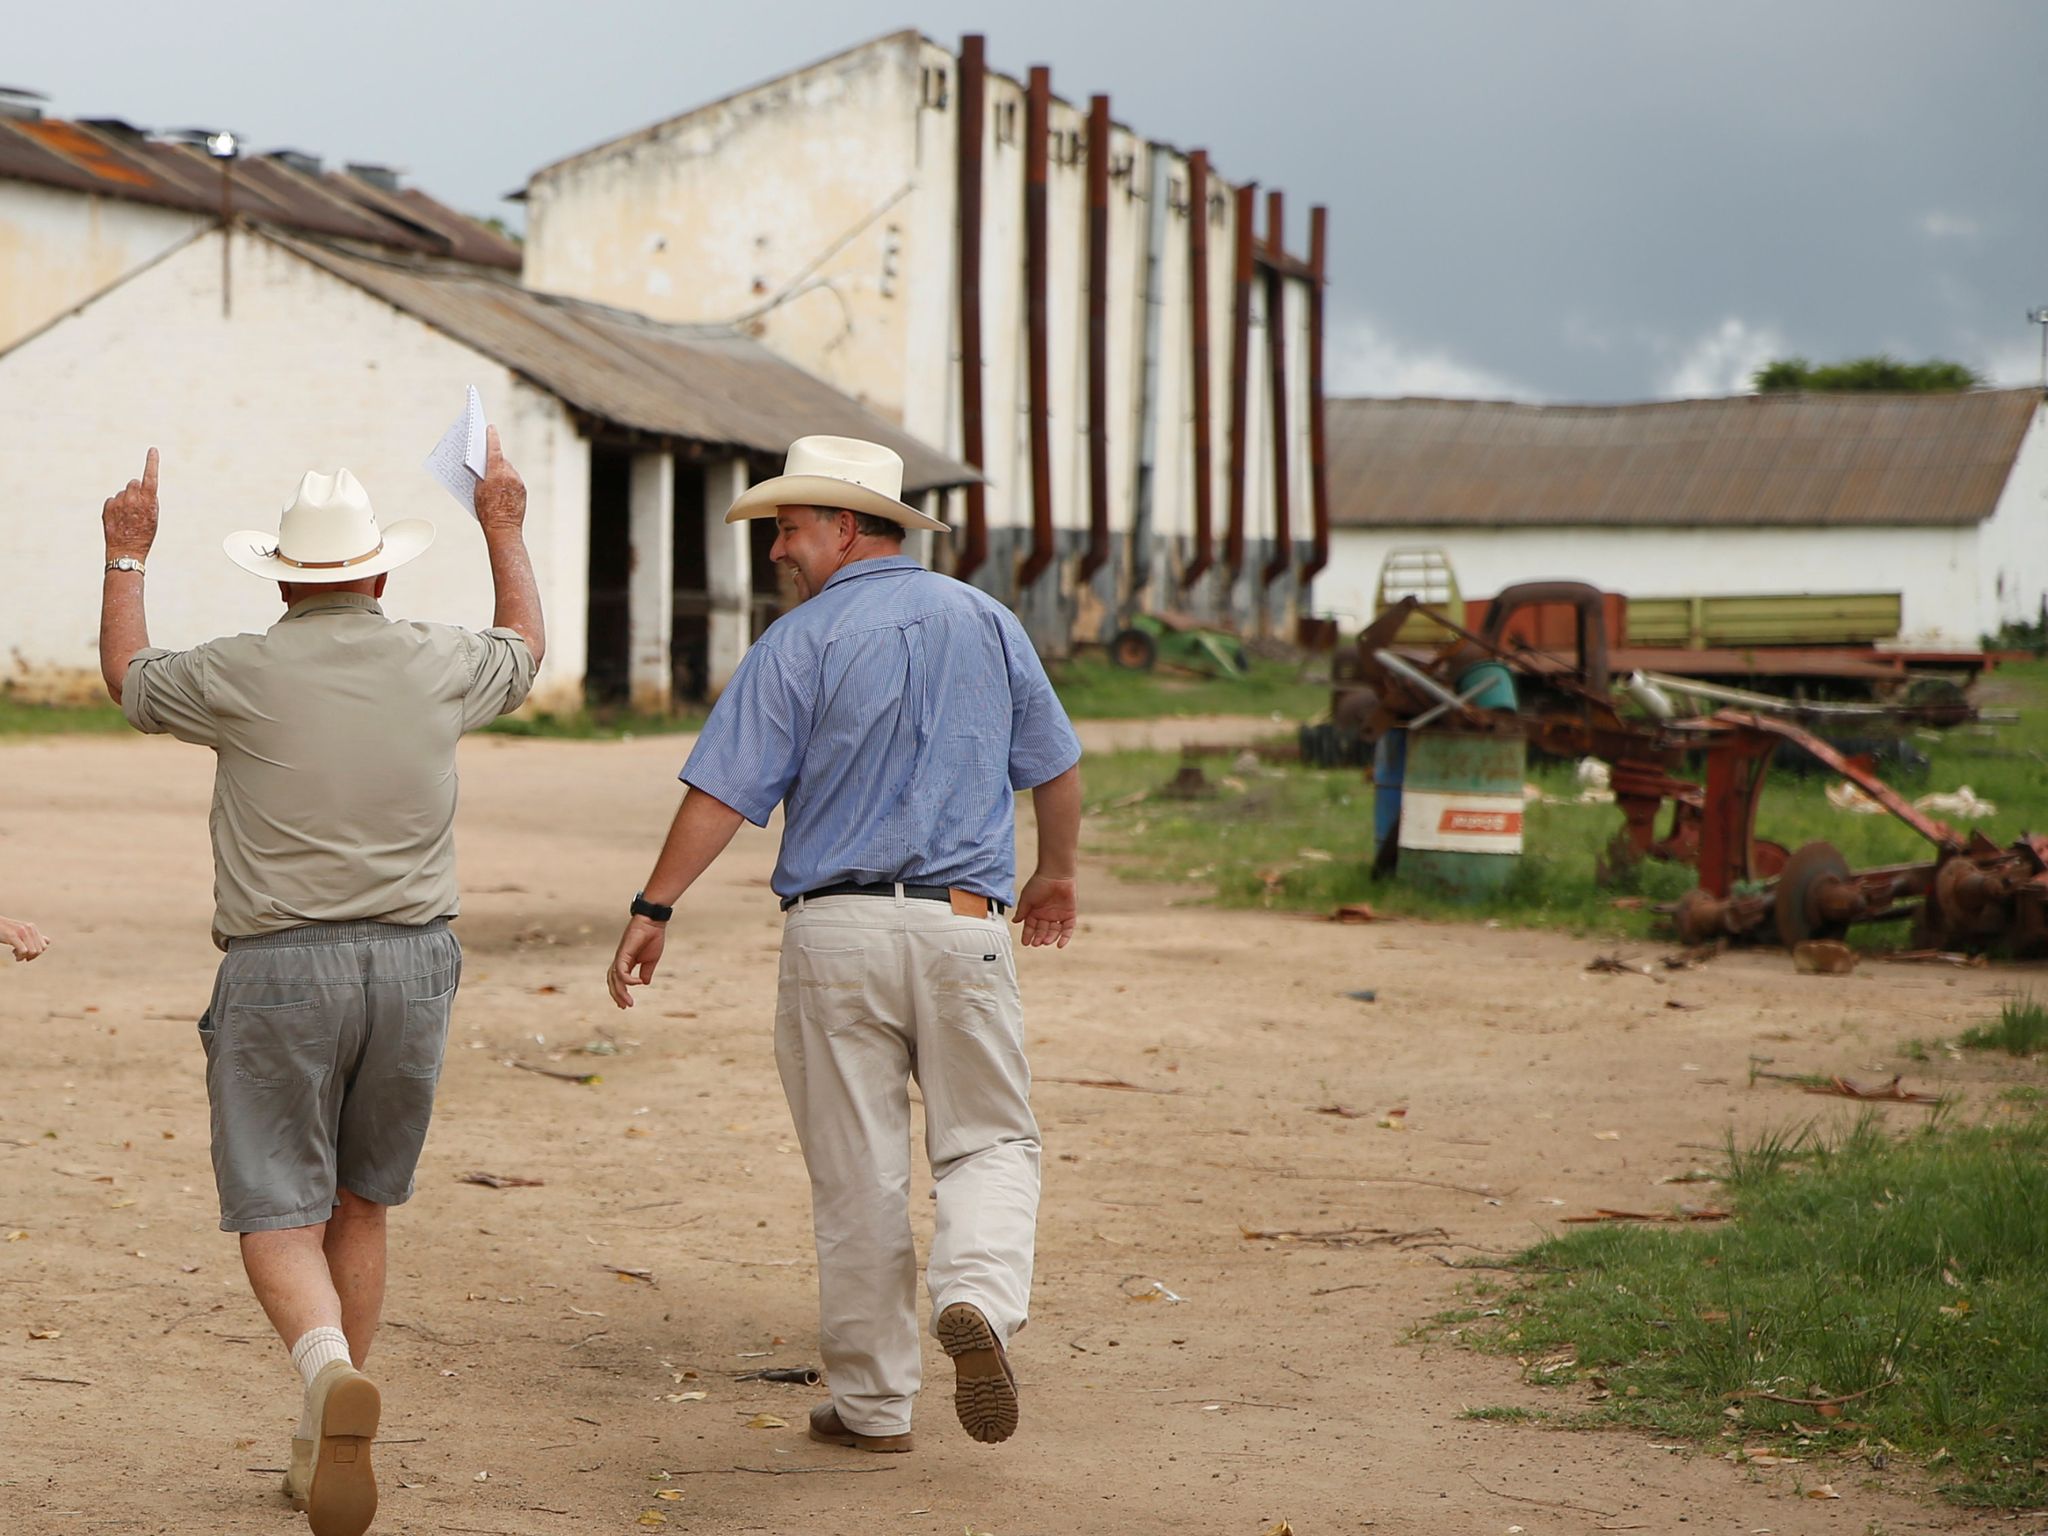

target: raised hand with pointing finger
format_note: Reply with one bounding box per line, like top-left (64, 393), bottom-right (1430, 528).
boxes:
top-left (103, 447), bottom-right (160, 564)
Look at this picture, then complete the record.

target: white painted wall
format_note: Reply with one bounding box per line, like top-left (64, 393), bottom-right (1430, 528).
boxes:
top-left (523, 33), bottom-right (1323, 649)
top-left (522, 34), bottom-right (924, 423)
top-left (0, 181), bottom-right (209, 352)
top-left (1319, 522), bottom-right (1989, 646)
top-left (1978, 403), bottom-right (2048, 632)
top-left (0, 227), bottom-right (588, 707)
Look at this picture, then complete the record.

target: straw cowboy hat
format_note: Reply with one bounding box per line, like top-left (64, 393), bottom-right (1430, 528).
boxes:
top-left (724, 435), bottom-right (948, 532)
top-left (224, 469), bottom-right (436, 582)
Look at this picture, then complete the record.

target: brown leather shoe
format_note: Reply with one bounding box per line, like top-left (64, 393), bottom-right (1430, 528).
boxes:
top-left (304, 1359), bottom-right (381, 1536)
top-left (936, 1302), bottom-right (1019, 1444)
top-left (806, 1402), bottom-right (913, 1453)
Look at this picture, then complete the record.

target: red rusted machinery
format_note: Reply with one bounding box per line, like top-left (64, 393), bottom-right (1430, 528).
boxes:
top-left (1669, 711), bottom-right (2048, 956)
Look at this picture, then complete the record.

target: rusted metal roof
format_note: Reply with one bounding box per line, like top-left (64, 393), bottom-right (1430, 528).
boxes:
top-left (0, 118), bottom-right (518, 269)
top-left (272, 233), bottom-right (974, 493)
top-left (1327, 391), bottom-right (2041, 529)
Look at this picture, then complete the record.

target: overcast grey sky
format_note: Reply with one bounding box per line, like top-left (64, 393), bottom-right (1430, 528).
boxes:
top-left (11, 0), bottom-right (2044, 401)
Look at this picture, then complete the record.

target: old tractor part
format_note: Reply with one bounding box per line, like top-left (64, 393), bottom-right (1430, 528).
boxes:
top-left (1672, 884), bottom-right (1770, 946)
top-left (1109, 613), bottom-right (1251, 678)
top-left (1773, 841), bottom-right (1860, 947)
top-left (1912, 835), bottom-right (2048, 956)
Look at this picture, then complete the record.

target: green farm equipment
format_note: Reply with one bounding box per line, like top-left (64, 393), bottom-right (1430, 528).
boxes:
top-left (1109, 613), bottom-right (1251, 678)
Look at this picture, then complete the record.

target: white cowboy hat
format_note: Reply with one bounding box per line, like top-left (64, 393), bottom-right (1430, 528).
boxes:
top-left (724, 435), bottom-right (948, 532)
top-left (224, 469), bottom-right (435, 582)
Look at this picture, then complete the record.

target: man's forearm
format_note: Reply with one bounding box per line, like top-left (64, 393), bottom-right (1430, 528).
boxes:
top-left (1028, 764), bottom-right (1082, 878)
top-left (485, 527), bottom-right (545, 665)
top-left (641, 788), bottom-right (747, 906)
top-left (98, 571), bottom-right (149, 703)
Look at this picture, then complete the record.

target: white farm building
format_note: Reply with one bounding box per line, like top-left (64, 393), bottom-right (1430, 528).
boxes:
top-left (1317, 390), bottom-right (2048, 651)
top-left (0, 224), bottom-right (970, 710)
top-left (521, 30), bottom-right (1332, 650)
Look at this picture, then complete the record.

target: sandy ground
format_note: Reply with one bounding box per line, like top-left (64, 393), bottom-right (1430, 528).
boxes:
top-left (2, 724), bottom-right (2041, 1535)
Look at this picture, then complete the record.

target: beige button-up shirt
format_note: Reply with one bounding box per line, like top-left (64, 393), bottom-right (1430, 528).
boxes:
top-left (122, 591), bottom-right (535, 947)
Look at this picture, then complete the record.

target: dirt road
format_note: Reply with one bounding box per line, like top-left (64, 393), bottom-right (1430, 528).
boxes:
top-left (0, 730), bottom-right (2030, 1534)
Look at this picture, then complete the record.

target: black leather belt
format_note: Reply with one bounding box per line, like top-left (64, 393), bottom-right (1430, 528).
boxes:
top-left (781, 881), bottom-right (1006, 915)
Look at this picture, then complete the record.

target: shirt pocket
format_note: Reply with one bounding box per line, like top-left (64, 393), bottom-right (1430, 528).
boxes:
top-left (224, 998), bottom-right (332, 1089)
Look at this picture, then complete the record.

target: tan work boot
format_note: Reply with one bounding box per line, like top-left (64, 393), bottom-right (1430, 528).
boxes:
top-left (303, 1359), bottom-right (381, 1536)
top-left (936, 1302), bottom-right (1019, 1444)
top-left (283, 1435), bottom-right (314, 1510)
top-left (806, 1401), bottom-right (914, 1453)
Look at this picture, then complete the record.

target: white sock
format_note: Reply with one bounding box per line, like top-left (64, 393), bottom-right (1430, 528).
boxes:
top-left (289, 1326), bottom-right (353, 1438)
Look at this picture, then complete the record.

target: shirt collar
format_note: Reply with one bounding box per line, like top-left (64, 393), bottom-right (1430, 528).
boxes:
top-left (820, 554), bottom-right (921, 594)
top-left (282, 590), bottom-right (386, 621)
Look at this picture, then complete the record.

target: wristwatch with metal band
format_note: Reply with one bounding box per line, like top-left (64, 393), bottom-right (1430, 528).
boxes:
top-left (104, 557), bottom-right (147, 575)
top-left (630, 891), bottom-right (673, 923)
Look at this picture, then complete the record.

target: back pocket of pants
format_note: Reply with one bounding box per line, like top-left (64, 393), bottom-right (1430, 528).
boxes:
top-left (225, 999), bottom-right (328, 1088)
top-left (396, 982), bottom-right (456, 1080)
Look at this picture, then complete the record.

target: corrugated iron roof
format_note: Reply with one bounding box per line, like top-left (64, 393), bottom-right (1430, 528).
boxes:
top-left (0, 118), bottom-right (519, 270)
top-left (270, 232), bottom-right (974, 493)
top-left (1326, 391), bottom-right (2042, 530)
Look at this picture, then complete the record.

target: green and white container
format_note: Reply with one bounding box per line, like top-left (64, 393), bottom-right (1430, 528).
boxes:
top-left (1397, 726), bottom-right (1527, 897)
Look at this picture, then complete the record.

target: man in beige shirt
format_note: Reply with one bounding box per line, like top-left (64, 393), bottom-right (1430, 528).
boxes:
top-left (99, 436), bottom-right (542, 1536)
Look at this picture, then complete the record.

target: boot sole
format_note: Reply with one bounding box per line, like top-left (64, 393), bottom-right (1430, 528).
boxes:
top-left (307, 1374), bottom-right (380, 1536)
top-left (937, 1303), bottom-right (1018, 1444)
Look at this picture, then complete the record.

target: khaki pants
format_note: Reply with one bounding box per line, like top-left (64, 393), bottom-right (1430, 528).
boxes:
top-left (775, 891), bottom-right (1040, 1436)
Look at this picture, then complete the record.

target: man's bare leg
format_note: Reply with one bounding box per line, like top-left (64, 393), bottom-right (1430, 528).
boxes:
top-left (324, 1191), bottom-right (388, 1366)
top-left (242, 1223), bottom-right (345, 1345)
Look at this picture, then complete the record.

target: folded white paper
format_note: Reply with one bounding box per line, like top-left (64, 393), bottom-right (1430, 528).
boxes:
top-left (424, 385), bottom-right (487, 516)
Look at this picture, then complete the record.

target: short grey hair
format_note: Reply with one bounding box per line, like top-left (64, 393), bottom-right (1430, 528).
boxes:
top-left (811, 506), bottom-right (905, 541)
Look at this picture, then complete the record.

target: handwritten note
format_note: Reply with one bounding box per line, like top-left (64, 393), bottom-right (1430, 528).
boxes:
top-left (424, 385), bottom-right (487, 517)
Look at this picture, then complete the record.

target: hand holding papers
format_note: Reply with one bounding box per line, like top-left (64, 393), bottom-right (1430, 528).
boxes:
top-left (424, 385), bottom-right (488, 517)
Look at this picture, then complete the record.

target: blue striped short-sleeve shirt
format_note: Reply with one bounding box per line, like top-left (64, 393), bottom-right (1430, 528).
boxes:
top-left (679, 556), bottom-right (1082, 904)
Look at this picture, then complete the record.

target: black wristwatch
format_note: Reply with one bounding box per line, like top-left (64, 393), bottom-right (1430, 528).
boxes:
top-left (630, 891), bottom-right (673, 923)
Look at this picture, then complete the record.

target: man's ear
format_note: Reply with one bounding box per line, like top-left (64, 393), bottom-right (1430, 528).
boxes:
top-left (372, 573), bottom-right (390, 599)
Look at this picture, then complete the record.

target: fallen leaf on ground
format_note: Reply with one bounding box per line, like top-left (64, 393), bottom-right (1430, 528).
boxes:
top-left (664, 1391), bottom-right (708, 1403)
top-left (1312, 1104), bottom-right (1363, 1119)
top-left (1262, 1522), bottom-right (1295, 1536)
top-left (655, 1489), bottom-right (684, 1501)
top-left (1594, 1130), bottom-right (1621, 1141)
top-left (638, 1513), bottom-right (668, 1527)
top-left (27, 1327), bottom-right (60, 1340)
top-left (1805, 1482), bottom-right (1840, 1499)
top-left (1328, 903), bottom-right (1377, 923)
top-left (456, 1171), bottom-right (544, 1189)
top-left (744, 1413), bottom-right (787, 1429)
top-left (604, 1265), bottom-right (656, 1285)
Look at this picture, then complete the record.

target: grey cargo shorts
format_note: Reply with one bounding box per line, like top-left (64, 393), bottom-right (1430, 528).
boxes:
top-left (197, 919), bottom-right (461, 1233)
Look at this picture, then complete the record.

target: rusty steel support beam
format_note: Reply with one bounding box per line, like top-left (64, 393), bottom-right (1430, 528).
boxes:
top-left (1261, 189), bottom-right (1291, 589)
top-left (1181, 149), bottom-right (1215, 589)
top-left (1225, 181), bottom-right (1256, 581)
top-left (1081, 94), bottom-right (1112, 583)
top-left (1300, 203), bottom-right (1331, 587)
top-left (953, 34), bottom-right (989, 583)
top-left (1018, 65), bottom-right (1057, 590)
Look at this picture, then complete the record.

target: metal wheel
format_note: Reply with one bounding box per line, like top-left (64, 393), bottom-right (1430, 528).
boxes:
top-left (1110, 627), bottom-right (1157, 671)
top-left (1774, 840), bottom-right (1852, 949)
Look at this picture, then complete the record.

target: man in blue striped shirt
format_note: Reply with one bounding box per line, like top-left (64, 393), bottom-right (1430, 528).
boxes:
top-left (606, 436), bottom-right (1082, 1455)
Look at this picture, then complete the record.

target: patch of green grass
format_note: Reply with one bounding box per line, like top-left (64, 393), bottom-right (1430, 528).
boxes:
top-left (0, 694), bottom-right (128, 736)
top-left (1958, 995), bottom-right (2048, 1058)
top-left (1451, 1111), bottom-right (2048, 1508)
top-left (1457, 1405), bottom-right (1546, 1423)
top-left (484, 706), bottom-right (705, 739)
top-left (1079, 659), bottom-right (2048, 945)
top-left (1048, 652), bottom-right (1326, 721)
